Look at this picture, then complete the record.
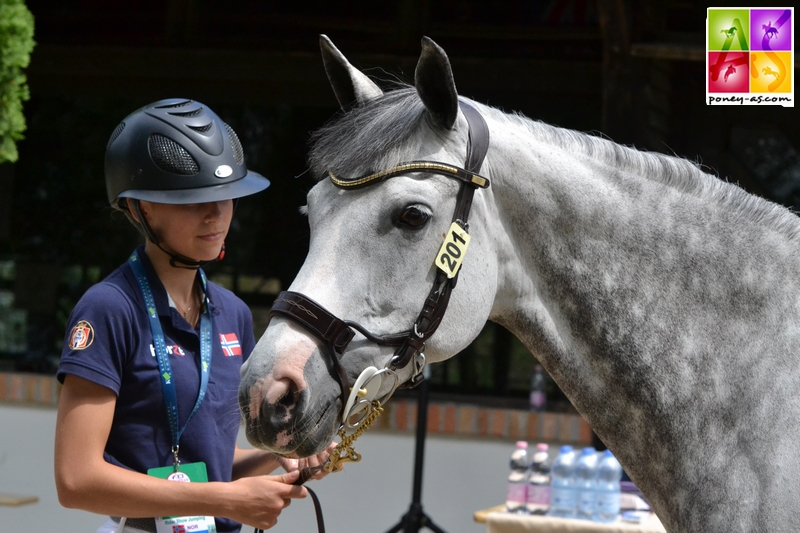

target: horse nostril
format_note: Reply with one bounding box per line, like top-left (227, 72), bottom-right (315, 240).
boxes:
top-left (277, 380), bottom-right (298, 408)
top-left (265, 377), bottom-right (305, 427)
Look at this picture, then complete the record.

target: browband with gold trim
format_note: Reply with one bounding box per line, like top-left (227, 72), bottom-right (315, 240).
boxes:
top-left (328, 161), bottom-right (490, 190)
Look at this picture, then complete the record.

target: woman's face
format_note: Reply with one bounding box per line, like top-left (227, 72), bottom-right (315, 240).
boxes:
top-left (140, 200), bottom-right (234, 261)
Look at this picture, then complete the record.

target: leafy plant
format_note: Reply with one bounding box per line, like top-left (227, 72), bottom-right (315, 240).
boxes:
top-left (0, 0), bottom-right (35, 164)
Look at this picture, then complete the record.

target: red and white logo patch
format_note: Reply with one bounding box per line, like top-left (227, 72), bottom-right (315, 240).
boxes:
top-left (68, 320), bottom-right (94, 350)
top-left (219, 333), bottom-right (242, 356)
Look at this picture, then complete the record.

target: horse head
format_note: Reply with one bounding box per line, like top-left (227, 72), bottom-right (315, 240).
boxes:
top-left (238, 35), bottom-right (499, 457)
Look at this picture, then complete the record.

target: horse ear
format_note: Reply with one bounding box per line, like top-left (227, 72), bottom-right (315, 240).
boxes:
top-left (319, 34), bottom-right (383, 109)
top-left (415, 36), bottom-right (458, 131)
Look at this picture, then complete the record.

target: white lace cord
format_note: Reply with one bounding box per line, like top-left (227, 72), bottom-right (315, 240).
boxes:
top-left (115, 518), bottom-right (127, 533)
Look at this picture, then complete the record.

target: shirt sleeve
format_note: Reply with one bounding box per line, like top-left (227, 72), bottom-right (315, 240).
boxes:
top-left (57, 282), bottom-right (137, 394)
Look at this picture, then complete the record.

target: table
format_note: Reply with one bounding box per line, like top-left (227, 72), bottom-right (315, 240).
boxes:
top-left (0, 493), bottom-right (38, 506)
top-left (474, 505), bottom-right (666, 533)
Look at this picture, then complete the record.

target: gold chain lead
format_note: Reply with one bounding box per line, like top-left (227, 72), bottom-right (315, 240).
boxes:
top-left (323, 401), bottom-right (384, 473)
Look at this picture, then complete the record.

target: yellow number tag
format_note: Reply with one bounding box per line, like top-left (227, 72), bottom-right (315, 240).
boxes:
top-left (435, 222), bottom-right (471, 278)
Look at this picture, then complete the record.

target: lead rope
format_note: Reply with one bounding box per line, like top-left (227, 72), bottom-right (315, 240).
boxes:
top-left (254, 479), bottom-right (325, 533)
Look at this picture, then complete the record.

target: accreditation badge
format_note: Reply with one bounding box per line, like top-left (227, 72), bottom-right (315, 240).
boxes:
top-left (154, 514), bottom-right (217, 533)
top-left (147, 462), bottom-right (217, 533)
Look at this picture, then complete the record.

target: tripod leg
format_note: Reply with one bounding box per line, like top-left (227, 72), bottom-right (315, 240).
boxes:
top-left (384, 371), bottom-right (447, 533)
top-left (386, 522), bottom-right (404, 533)
top-left (421, 514), bottom-right (447, 533)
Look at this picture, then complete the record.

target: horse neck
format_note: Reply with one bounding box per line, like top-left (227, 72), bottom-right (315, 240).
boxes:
top-left (485, 119), bottom-right (799, 365)
top-left (482, 118), bottom-right (800, 524)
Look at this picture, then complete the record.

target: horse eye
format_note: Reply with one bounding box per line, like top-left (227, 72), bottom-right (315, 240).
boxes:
top-left (398, 206), bottom-right (431, 228)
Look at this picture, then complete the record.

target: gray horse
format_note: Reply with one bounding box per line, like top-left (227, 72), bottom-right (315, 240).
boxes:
top-left (239, 35), bottom-right (800, 532)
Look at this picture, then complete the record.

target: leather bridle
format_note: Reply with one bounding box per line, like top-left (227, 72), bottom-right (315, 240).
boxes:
top-left (268, 100), bottom-right (490, 427)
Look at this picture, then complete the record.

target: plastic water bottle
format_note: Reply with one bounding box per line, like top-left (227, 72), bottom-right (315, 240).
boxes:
top-left (594, 449), bottom-right (623, 523)
top-left (575, 447), bottom-right (599, 520)
top-left (529, 365), bottom-right (547, 412)
top-left (546, 445), bottom-right (577, 518)
top-left (526, 443), bottom-right (551, 512)
top-left (505, 441), bottom-right (530, 513)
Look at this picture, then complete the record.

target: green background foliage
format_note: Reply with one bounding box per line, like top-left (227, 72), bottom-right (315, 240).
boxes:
top-left (0, 0), bottom-right (35, 164)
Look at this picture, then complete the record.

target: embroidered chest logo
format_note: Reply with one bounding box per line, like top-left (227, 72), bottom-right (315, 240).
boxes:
top-left (149, 344), bottom-right (186, 357)
top-left (68, 320), bottom-right (94, 350)
top-left (220, 333), bottom-right (242, 356)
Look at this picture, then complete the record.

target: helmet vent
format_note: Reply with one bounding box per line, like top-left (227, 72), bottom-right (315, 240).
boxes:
top-left (155, 100), bottom-right (193, 109)
top-left (107, 122), bottom-right (125, 149)
top-left (148, 134), bottom-right (200, 175)
top-left (170, 109), bottom-right (203, 118)
top-left (224, 123), bottom-right (245, 166)
top-left (188, 123), bottom-right (213, 133)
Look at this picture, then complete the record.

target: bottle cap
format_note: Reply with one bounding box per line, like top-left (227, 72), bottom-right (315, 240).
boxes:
top-left (560, 445), bottom-right (573, 453)
top-left (536, 443), bottom-right (548, 451)
top-left (516, 441), bottom-right (528, 448)
top-left (582, 447), bottom-right (596, 455)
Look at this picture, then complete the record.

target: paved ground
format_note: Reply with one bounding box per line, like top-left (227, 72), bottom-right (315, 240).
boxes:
top-left (0, 403), bottom-right (546, 533)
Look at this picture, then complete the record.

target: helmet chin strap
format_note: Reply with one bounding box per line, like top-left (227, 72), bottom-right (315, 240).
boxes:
top-left (129, 199), bottom-right (226, 270)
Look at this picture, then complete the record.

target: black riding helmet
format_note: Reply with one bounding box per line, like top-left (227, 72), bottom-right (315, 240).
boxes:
top-left (105, 98), bottom-right (270, 267)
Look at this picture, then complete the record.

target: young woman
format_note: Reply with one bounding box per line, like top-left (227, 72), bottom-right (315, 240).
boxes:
top-left (54, 99), bottom-right (331, 533)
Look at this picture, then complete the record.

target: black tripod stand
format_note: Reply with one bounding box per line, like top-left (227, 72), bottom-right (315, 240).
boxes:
top-left (386, 369), bottom-right (447, 533)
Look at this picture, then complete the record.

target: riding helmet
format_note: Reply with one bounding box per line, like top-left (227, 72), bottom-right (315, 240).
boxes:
top-left (105, 98), bottom-right (270, 205)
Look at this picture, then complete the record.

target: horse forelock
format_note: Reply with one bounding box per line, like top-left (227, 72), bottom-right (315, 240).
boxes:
top-left (308, 86), bottom-right (431, 180)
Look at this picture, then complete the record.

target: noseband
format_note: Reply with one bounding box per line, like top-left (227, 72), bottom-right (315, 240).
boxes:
top-left (269, 100), bottom-right (490, 430)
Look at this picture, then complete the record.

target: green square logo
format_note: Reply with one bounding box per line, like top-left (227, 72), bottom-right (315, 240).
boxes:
top-left (708, 9), bottom-right (750, 51)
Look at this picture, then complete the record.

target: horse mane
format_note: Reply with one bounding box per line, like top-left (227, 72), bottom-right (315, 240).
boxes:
top-left (493, 107), bottom-right (800, 242)
top-left (308, 85), bottom-right (800, 242)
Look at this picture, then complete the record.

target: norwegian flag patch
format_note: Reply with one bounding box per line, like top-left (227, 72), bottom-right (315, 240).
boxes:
top-left (220, 333), bottom-right (242, 356)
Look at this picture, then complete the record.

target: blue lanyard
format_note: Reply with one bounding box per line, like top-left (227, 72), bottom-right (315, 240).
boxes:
top-left (128, 249), bottom-right (212, 468)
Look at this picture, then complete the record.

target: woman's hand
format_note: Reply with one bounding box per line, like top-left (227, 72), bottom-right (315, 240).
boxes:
top-left (224, 470), bottom-right (307, 530)
top-left (277, 442), bottom-right (339, 481)
top-left (56, 375), bottom-right (306, 529)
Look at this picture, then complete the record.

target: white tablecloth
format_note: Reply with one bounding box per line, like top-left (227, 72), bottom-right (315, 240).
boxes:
top-left (476, 506), bottom-right (666, 533)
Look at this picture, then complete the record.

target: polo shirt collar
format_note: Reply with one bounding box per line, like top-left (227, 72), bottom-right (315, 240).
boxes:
top-left (126, 246), bottom-right (221, 327)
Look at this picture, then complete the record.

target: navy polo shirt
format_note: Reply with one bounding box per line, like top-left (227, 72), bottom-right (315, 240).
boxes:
top-left (58, 247), bottom-right (255, 533)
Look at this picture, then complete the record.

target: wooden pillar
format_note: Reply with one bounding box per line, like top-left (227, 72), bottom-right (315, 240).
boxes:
top-left (597, 0), bottom-right (635, 145)
top-left (492, 324), bottom-right (513, 396)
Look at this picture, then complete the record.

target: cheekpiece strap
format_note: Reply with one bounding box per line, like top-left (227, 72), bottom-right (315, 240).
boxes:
top-left (387, 101), bottom-right (490, 386)
top-left (460, 100), bottom-right (490, 174)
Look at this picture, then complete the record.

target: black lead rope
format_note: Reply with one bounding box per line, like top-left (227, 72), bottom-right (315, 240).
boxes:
top-left (254, 466), bottom-right (326, 533)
